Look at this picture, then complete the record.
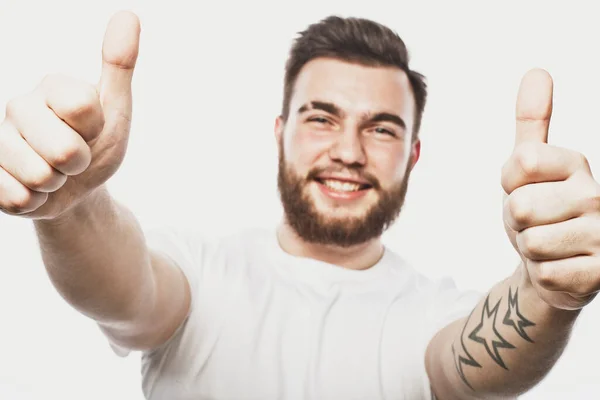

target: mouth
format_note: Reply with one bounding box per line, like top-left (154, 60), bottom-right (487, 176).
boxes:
top-left (314, 177), bottom-right (373, 192)
top-left (312, 176), bottom-right (374, 202)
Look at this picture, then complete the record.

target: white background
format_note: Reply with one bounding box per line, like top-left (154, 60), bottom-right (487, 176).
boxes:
top-left (0, 0), bottom-right (598, 398)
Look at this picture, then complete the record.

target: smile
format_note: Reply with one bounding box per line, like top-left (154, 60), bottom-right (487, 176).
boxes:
top-left (315, 178), bottom-right (371, 192)
top-left (313, 178), bottom-right (373, 201)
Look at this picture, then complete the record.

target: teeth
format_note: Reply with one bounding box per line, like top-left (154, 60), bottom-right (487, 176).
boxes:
top-left (322, 179), bottom-right (362, 192)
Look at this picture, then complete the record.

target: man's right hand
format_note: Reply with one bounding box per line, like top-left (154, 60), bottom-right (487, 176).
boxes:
top-left (0, 11), bottom-right (140, 220)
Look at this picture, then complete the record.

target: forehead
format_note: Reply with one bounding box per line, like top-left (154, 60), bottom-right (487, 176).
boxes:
top-left (291, 58), bottom-right (415, 122)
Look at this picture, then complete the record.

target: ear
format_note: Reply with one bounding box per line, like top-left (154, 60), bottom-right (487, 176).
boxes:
top-left (274, 116), bottom-right (284, 146)
top-left (409, 139), bottom-right (421, 170)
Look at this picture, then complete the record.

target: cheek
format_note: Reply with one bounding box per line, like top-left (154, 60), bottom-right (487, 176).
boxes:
top-left (287, 127), bottom-right (334, 165)
top-left (366, 143), bottom-right (410, 182)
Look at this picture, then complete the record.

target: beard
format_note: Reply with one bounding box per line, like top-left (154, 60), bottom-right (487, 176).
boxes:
top-left (277, 143), bottom-right (413, 248)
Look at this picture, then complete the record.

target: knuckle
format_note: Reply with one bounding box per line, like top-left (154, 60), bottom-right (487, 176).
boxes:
top-left (50, 142), bottom-right (87, 170)
top-left (500, 162), bottom-right (513, 192)
top-left (66, 85), bottom-right (99, 119)
top-left (519, 229), bottom-right (545, 259)
top-left (535, 262), bottom-right (558, 290)
top-left (514, 143), bottom-right (540, 177)
top-left (5, 96), bottom-right (27, 119)
top-left (40, 74), bottom-right (103, 128)
top-left (4, 188), bottom-right (35, 213)
top-left (53, 89), bottom-right (98, 124)
top-left (26, 164), bottom-right (63, 192)
top-left (535, 262), bottom-right (598, 297)
top-left (507, 191), bottom-right (533, 228)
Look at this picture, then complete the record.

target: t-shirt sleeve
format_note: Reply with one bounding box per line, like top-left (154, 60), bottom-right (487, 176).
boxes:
top-left (145, 225), bottom-right (203, 306)
top-left (104, 224), bottom-right (206, 358)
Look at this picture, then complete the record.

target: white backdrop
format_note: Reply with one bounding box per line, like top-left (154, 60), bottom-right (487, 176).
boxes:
top-left (0, 0), bottom-right (598, 398)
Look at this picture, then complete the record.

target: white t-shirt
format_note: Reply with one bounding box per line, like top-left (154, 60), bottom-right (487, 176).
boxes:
top-left (116, 226), bottom-right (481, 400)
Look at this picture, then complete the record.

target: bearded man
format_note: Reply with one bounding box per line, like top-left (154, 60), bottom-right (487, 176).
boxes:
top-left (1, 10), bottom-right (597, 400)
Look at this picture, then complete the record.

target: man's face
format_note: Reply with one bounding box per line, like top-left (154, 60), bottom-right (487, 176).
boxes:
top-left (276, 58), bottom-right (420, 248)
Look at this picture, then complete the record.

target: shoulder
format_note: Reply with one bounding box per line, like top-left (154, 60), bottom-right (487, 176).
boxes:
top-left (382, 248), bottom-right (482, 311)
top-left (144, 225), bottom-right (272, 259)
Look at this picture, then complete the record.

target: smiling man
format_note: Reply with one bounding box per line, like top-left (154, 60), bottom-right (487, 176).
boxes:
top-left (2, 10), bottom-right (599, 400)
top-left (277, 58), bottom-right (417, 252)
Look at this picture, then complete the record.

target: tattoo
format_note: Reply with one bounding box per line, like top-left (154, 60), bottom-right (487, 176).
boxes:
top-left (468, 295), bottom-right (515, 370)
top-left (452, 308), bottom-right (482, 390)
top-left (452, 286), bottom-right (538, 389)
top-left (503, 287), bottom-right (536, 343)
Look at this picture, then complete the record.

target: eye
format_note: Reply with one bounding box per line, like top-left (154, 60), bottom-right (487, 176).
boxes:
top-left (308, 116), bottom-right (330, 124)
top-left (374, 127), bottom-right (396, 137)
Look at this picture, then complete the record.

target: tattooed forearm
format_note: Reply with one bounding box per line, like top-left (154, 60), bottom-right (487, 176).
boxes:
top-left (468, 295), bottom-right (515, 369)
top-left (432, 270), bottom-right (581, 399)
top-left (451, 309), bottom-right (481, 390)
top-left (503, 287), bottom-right (536, 342)
top-left (452, 286), bottom-right (537, 389)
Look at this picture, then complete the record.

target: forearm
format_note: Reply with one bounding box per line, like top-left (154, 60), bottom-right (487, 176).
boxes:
top-left (428, 264), bottom-right (579, 399)
top-left (33, 185), bottom-right (154, 325)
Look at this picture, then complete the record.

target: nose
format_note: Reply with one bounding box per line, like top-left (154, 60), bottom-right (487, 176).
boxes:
top-left (328, 127), bottom-right (366, 166)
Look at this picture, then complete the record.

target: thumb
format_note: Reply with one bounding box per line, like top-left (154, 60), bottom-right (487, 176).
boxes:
top-left (97, 11), bottom-right (141, 117)
top-left (514, 68), bottom-right (553, 147)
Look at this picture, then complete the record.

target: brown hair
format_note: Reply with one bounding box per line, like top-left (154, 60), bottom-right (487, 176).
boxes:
top-left (281, 16), bottom-right (427, 140)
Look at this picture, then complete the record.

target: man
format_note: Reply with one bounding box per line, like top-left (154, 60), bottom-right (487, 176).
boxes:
top-left (0, 10), bottom-right (597, 400)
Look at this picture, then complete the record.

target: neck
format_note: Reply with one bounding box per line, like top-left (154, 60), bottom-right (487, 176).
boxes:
top-left (276, 219), bottom-right (384, 271)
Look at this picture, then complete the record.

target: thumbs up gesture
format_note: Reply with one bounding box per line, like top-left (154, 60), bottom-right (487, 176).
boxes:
top-left (502, 68), bottom-right (600, 310)
top-left (0, 11), bottom-right (140, 219)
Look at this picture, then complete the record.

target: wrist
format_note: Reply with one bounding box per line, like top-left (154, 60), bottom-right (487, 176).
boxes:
top-left (35, 185), bottom-right (111, 228)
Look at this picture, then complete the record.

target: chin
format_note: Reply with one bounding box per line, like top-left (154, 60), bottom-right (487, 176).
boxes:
top-left (281, 181), bottom-right (396, 248)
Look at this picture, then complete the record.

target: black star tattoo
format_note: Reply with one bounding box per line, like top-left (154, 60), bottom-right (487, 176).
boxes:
top-left (503, 287), bottom-right (536, 343)
top-left (468, 295), bottom-right (515, 370)
top-left (452, 309), bottom-right (481, 390)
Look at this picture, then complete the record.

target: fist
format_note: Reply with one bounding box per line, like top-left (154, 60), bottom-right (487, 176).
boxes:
top-left (0, 11), bottom-right (140, 220)
top-left (502, 69), bottom-right (600, 310)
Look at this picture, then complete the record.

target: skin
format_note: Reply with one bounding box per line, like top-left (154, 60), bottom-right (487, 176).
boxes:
top-left (0, 12), bottom-right (190, 351)
top-left (275, 57), bottom-right (420, 269)
top-left (1, 11), bottom-right (599, 399)
top-left (426, 70), bottom-right (598, 399)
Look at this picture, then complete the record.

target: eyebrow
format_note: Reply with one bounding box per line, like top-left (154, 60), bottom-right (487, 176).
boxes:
top-left (298, 101), bottom-right (344, 117)
top-left (297, 101), bottom-right (406, 130)
top-left (368, 112), bottom-right (406, 130)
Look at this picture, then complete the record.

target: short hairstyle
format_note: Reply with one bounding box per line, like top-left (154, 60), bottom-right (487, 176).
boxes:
top-left (281, 16), bottom-right (428, 140)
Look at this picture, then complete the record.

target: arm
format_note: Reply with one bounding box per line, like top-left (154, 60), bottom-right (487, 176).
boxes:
top-left (0, 13), bottom-right (189, 352)
top-left (427, 69), bottom-right (600, 398)
top-left (426, 263), bottom-right (579, 399)
top-left (34, 185), bottom-right (191, 351)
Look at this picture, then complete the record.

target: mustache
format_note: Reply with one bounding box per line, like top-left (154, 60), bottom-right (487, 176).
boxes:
top-left (306, 166), bottom-right (381, 190)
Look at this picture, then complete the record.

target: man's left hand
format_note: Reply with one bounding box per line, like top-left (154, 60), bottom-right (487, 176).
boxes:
top-left (502, 68), bottom-right (600, 310)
